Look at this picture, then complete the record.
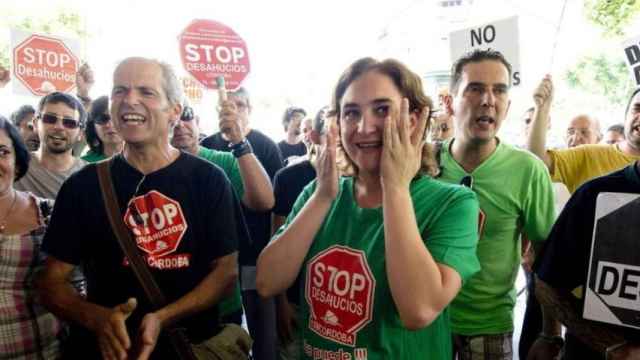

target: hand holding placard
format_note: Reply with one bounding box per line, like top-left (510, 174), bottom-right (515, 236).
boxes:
top-left (216, 76), bottom-right (244, 144)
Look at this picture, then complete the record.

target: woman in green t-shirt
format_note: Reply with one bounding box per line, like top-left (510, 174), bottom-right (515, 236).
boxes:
top-left (81, 96), bottom-right (123, 163)
top-left (257, 58), bottom-right (480, 359)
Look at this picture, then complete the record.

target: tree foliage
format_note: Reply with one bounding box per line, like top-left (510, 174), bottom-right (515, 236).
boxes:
top-left (0, 9), bottom-right (88, 68)
top-left (565, 53), bottom-right (635, 106)
top-left (584, 0), bottom-right (640, 37)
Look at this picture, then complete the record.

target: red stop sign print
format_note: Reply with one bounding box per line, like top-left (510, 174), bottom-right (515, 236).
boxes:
top-left (305, 245), bottom-right (376, 347)
top-left (13, 34), bottom-right (78, 96)
top-left (178, 19), bottom-right (250, 91)
top-left (124, 191), bottom-right (188, 257)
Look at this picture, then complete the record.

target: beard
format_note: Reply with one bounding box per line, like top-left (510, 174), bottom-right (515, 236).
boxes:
top-left (45, 136), bottom-right (75, 154)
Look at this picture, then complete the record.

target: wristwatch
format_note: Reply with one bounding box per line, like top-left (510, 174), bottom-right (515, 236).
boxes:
top-left (229, 138), bottom-right (253, 158)
top-left (538, 333), bottom-right (564, 348)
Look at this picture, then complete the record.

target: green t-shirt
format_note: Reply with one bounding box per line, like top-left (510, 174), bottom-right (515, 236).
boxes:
top-left (197, 146), bottom-right (244, 316)
top-left (81, 150), bottom-right (108, 163)
top-left (438, 139), bottom-right (555, 335)
top-left (197, 146), bottom-right (244, 200)
top-left (275, 176), bottom-right (480, 359)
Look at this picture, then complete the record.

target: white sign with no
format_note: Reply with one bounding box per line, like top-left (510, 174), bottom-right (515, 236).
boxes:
top-left (449, 16), bottom-right (521, 86)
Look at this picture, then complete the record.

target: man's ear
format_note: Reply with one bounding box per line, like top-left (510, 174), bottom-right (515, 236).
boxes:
top-left (172, 103), bottom-right (183, 123)
top-left (443, 95), bottom-right (454, 116)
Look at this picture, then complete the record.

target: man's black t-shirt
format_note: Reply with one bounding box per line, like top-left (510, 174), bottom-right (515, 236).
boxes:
top-left (277, 140), bottom-right (307, 165)
top-left (272, 159), bottom-right (316, 305)
top-left (534, 163), bottom-right (640, 355)
top-left (201, 129), bottom-right (283, 264)
top-left (42, 152), bottom-right (248, 357)
top-left (535, 164), bottom-right (640, 291)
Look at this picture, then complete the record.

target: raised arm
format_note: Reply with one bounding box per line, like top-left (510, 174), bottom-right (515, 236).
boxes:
top-left (527, 75), bottom-right (554, 170)
top-left (218, 99), bottom-right (274, 211)
top-left (236, 153), bottom-right (274, 211)
top-left (256, 118), bottom-right (338, 298)
top-left (381, 101), bottom-right (466, 329)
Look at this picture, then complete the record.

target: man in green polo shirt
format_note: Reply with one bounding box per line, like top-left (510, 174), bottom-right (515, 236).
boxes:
top-left (171, 101), bottom-right (274, 324)
top-left (438, 49), bottom-right (556, 359)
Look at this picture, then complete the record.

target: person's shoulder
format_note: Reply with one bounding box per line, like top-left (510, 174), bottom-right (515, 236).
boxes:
top-left (248, 129), bottom-right (278, 147)
top-left (499, 141), bottom-right (549, 171)
top-left (550, 143), bottom-right (612, 157)
top-left (499, 141), bottom-right (541, 161)
top-left (74, 156), bottom-right (88, 168)
top-left (201, 132), bottom-right (224, 147)
top-left (178, 151), bottom-right (224, 173)
top-left (574, 166), bottom-right (630, 194)
top-left (275, 160), bottom-right (314, 184)
top-left (60, 159), bottom-right (101, 191)
top-left (198, 146), bottom-right (233, 162)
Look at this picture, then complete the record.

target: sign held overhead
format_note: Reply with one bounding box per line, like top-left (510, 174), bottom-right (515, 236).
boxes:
top-left (11, 29), bottom-right (80, 97)
top-left (450, 16), bottom-right (521, 86)
top-left (178, 19), bottom-right (251, 92)
top-left (622, 35), bottom-right (640, 87)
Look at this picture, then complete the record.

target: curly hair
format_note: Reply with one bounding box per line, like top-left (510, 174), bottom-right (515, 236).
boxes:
top-left (330, 57), bottom-right (438, 177)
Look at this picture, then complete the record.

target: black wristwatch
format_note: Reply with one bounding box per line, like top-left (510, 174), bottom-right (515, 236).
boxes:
top-left (229, 138), bottom-right (253, 158)
top-left (538, 333), bottom-right (564, 348)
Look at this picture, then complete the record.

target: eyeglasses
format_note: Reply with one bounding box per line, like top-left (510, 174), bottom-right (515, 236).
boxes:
top-left (94, 113), bottom-right (111, 125)
top-left (460, 175), bottom-right (473, 189)
top-left (38, 113), bottom-right (81, 129)
top-left (180, 106), bottom-right (194, 122)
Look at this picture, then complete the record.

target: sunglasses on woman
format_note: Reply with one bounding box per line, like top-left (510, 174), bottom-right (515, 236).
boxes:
top-left (38, 113), bottom-right (81, 129)
top-left (94, 113), bottom-right (111, 125)
top-left (180, 106), bottom-right (195, 122)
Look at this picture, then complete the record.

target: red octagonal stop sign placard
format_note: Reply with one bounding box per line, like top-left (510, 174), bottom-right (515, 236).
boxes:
top-left (13, 34), bottom-right (78, 96)
top-left (178, 19), bottom-right (250, 91)
top-left (124, 191), bottom-right (188, 258)
top-left (305, 245), bottom-right (376, 347)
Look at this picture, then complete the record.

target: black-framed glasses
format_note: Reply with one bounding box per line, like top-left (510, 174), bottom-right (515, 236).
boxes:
top-left (460, 175), bottom-right (473, 189)
top-left (38, 113), bottom-right (81, 129)
top-left (94, 113), bottom-right (111, 125)
top-left (181, 106), bottom-right (194, 121)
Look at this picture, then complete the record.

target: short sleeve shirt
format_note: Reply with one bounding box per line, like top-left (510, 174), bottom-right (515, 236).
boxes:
top-left (42, 153), bottom-right (247, 354)
top-left (548, 144), bottom-right (640, 193)
top-left (274, 176), bottom-right (480, 359)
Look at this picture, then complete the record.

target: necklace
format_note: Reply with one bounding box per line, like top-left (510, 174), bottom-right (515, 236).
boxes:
top-left (0, 190), bottom-right (17, 233)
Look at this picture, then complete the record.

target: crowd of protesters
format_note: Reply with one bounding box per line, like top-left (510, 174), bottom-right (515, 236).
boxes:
top-left (0, 46), bottom-right (638, 360)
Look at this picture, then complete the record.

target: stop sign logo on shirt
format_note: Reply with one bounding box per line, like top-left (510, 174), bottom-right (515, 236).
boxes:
top-left (13, 34), bottom-right (78, 96)
top-left (306, 245), bottom-right (376, 347)
top-left (124, 191), bottom-right (188, 258)
top-left (178, 19), bottom-right (250, 91)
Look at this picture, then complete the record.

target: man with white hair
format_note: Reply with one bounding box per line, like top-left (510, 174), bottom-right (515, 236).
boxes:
top-left (38, 57), bottom-right (249, 359)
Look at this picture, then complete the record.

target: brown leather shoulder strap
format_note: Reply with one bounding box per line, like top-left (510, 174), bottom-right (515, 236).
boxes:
top-left (96, 159), bottom-right (166, 307)
top-left (96, 158), bottom-right (196, 360)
